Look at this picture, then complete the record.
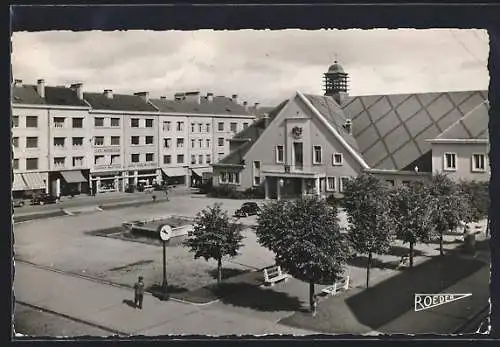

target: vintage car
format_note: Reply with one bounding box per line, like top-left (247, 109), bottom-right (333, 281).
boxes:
top-left (13, 198), bottom-right (26, 208)
top-left (234, 202), bottom-right (261, 218)
top-left (31, 193), bottom-right (58, 206)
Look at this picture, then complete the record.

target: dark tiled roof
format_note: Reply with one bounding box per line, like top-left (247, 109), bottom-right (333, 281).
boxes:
top-left (12, 85), bottom-right (88, 107)
top-left (84, 92), bottom-right (157, 112)
top-left (150, 96), bottom-right (251, 115)
top-left (435, 100), bottom-right (489, 140)
top-left (304, 94), bottom-right (360, 152)
top-left (342, 90), bottom-right (488, 170)
top-left (217, 100), bottom-right (289, 165)
top-left (248, 105), bottom-right (275, 117)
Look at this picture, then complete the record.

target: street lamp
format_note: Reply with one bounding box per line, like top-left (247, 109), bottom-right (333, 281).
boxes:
top-left (158, 224), bottom-right (172, 301)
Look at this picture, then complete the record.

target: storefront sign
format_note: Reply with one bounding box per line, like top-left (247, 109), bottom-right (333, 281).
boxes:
top-left (94, 146), bottom-right (121, 154)
top-left (128, 162), bottom-right (158, 169)
top-left (94, 164), bottom-right (122, 171)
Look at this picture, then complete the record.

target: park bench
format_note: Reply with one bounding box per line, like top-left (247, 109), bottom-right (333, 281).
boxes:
top-left (321, 276), bottom-right (350, 296)
top-left (263, 265), bottom-right (290, 286)
top-left (397, 255), bottom-right (410, 269)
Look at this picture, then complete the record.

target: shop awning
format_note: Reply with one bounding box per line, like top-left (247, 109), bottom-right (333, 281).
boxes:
top-left (191, 169), bottom-right (202, 179)
top-left (12, 173), bottom-right (28, 191)
top-left (162, 167), bottom-right (187, 177)
top-left (22, 172), bottom-right (47, 190)
top-left (61, 170), bottom-right (87, 183)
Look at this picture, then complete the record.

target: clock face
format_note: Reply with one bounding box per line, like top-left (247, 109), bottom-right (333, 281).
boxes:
top-left (159, 224), bottom-right (172, 241)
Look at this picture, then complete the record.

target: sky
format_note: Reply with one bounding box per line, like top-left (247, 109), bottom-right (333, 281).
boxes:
top-left (11, 29), bottom-right (489, 106)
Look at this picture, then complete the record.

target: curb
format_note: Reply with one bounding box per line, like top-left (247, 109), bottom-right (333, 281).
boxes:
top-left (15, 301), bottom-right (128, 336)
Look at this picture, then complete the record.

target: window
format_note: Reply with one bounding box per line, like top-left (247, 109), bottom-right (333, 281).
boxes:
top-left (72, 156), bottom-right (84, 167)
top-left (131, 118), bottom-right (139, 128)
top-left (13, 159), bottom-right (19, 170)
top-left (254, 176), bottom-right (261, 185)
top-left (235, 172), bottom-right (240, 184)
top-left (327, 177), bottom-right (336, 191)
top-left (54, 117), bottom-right (65, 128)
top-left (131, 136), bottom-right (140, 145)
top-left (243, 122), bottom-right (249, 129)
top-left (191, 155), bottom-right (196, 164)
top-left (111, 136), bottom-right (120, 146)
top-left (53, 137), bottom-right (65, 147)
top-left (220, 172), bottom-right (227, 184)
top-left (191, 123), bottom-right (195, 132)
top-left (191, 139), bottom-right (195, 148)
top-left (206, 154), bottom-right (211, 164)
top-left (198, 139), bottom-right (203, 148)
top-left (313, 146), bottom-right (322, 164)
top-left (164, 138), bottom-right (171, 148)
top-left (111, 155), bottom-right (120, 164)
top-left (72, 137), bottom-right (83, 147)
top-left (94, 155), bottom-right (105, 165)
top-left (177, 121), bottom-right (184, 132)
top-left (26, 158), bottom-right (38, 170)
top-left (340, 177), bottom-right (351, 192)
top-left (146, 153), bottom-right (154, 162)
top-left (163, 121), bottom-right (171, 131)
top-left (131, 154), bottom-right (140, 163)
top-left (72, 118), bottom-right (83, 128)
top-left (94, 136), bottom-right (104, 146)
top-left (145, 136), bottom-right (154, 145)
top-left (164, 155), bottom-right (172, 164)
top-left (177, 154), bottom-right (184, 164)
top-left (276, 145), bottom-right (284, 163)
top-left (94, 117), bottom-right (104, 127)
top-left (228, 172), bottom-right (234, 183)
top-left (176, 138), bottom-right (184, 148)
top-left (218, 152), bottom-right (225, 161)
top-left (444, 152), bottom-right (457, 171)
top-left (333, 153), bottom-right (343, 165)
top-left (199, 155), bottom-right (203, 164)
top-left (472, 154), bottom-right (486, 172)
top-left (206, 139), bottom-right (211, 148)
top-left (54, 157), bottom-right (65, 167)
top-left (218, 122), bottom-right (224, 131)
top-left (218, 137), bottom-right (224, 146)
top-left (145, 119), bottom-right (153, 128)
top-left (12, 137), bottom-right (18, 148)
top-left (206, 123), bottom-right (211, 132)
top-left (26, 116), bottom-right (38, 128)
top-left (111, 118), bottom-right (120, 127)
top-left (253, 161), bottom-right (261, 186)
top-left (230, 122), bottom-right (237, 132)
top-left (13, 116), bottom-right (19, 127)
top-left (198, 123), bottom-right (203, 132)
top-left (26, 137), bottom-right (38, 148)
top-left (253, 161), bottom-right (261, 170)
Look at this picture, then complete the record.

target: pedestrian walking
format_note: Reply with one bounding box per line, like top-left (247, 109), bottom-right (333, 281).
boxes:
top-left (164, 187), bottom-right (169, 201)
top-left (133, 276), bottom-right (145, 309)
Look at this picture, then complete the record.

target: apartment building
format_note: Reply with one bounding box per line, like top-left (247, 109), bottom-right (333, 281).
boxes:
top-left (12, 79), bottom-right (91, 198)
top-left (212, 62), bottom-right (489, 199)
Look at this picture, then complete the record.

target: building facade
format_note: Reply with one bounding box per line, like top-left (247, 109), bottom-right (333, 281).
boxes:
top-left (212, 61), bottom-right (489, 199)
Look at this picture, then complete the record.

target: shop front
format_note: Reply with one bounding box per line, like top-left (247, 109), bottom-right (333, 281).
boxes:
top-left (90, 170), bottom-right (124, 194)
top-left (161, 166), bottom-right (189, 187)
top-left (12, 172), bottom-right (48, 198)
top-left (50, 170), bottom-right (89, 197)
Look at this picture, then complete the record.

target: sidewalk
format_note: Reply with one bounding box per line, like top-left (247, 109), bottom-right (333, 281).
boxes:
top-left (14, 262), bottom-right (316, 336)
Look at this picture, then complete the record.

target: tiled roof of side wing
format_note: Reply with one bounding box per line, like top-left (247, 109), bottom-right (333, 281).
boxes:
top-left (12, 85), bottom-right (88, 107)
top-left (435, 100), bottom-right (489, 140)
top-left (84, 93), bottom-right (158, 112)
top-left (218, 100), bottom-right (289, 165)
top-left (342, 90), bottom-right (488, 170)
top-left (150, 96), bottom-right (252, 115)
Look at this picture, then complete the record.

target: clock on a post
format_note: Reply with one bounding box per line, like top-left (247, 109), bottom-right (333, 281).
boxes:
top-left (159, 224), bottom-right (172, 242)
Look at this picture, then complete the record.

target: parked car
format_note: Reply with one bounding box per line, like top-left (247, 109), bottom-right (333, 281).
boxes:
top-left (234, 202), bottom-right (261, 217)
top-left (31, 193), bottom-right (58, 206)
top-left (13, 198), bottom-right (26, 208)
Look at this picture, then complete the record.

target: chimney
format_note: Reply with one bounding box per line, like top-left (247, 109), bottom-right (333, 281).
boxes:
top-left (37, 79), bottom-right (46, 98)
top-left (13, 79), bottom-right (23, 87)
top-left (263, 115), bottom-right (270, 127)
top-left (207, 92), bottom-right (214, 102)
top-left (184, 91), bottom-right (200, 104)
top-left (134, 91), bottom-right (149, 102)
top-left (174, 93), bottom-right (185, 101)
top-left (160, 96), bottom-right (167, 100)
top-left (254, 102), bottom-right (260, 111)
top-left (231, 94), bottom-right (239, 104)
top-left (343, 119), bottom-right (352, 134)
top-left (70, 83), bottom-right (84, 100)
top-left (103, 89), bottom-right (113, 99)
top-left (243, 101), bottom-right (248, 110)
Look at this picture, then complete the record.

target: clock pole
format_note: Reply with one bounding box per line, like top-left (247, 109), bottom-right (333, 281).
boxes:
top-left (158, 225), bottom-right (171, 301)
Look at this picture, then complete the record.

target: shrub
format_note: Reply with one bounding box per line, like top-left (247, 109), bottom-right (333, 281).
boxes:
top-left (243, 186), bottom-right (265, 199)
top-left (208, 185), bottom-right (244, 199)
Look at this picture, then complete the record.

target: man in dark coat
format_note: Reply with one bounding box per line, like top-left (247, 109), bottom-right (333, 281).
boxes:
top-left (134, 276), bottom-right (145, 309)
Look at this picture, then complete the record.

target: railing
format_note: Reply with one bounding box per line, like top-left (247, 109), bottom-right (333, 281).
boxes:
top-left (261, 163), bottom-right (315, 174)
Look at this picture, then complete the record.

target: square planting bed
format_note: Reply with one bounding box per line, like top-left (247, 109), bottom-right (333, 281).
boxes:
top-left (122, 216), bottom-right (194, 246)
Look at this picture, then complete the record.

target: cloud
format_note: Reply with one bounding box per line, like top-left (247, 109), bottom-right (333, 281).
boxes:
top-left (11, 29), bottom-right (489, 105)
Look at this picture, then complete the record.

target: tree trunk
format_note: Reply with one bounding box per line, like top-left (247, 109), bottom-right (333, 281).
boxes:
top-left (366, 252), bottom-right (372, 288)
top-left (439, 232), bottom-right (444, 256)
top-left (309, 282), bottom-right (315, 313)
top-left (409, 242), bottom-right (414, 268)
top-left (217, 258), bottom-right (222, 286)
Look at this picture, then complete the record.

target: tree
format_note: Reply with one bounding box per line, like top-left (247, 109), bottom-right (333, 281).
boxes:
top-left (184, 203), bottom-right (244, 286)
top-left (428, 174), bottom-right (470, 256)
top-left (342, 173), bottom-right (396, 287)
top-left (457, 180), bottom-right (490, 223)
top-left (255, 196), bottom-right (350, 312)
top-left (388, 181), bottom-right (436, 268)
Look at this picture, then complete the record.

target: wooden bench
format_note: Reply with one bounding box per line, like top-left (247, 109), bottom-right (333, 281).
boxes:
top-left (321, 276), bottom-right (350, 296)
top-left (263, 266), bottom-right (290, 286)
